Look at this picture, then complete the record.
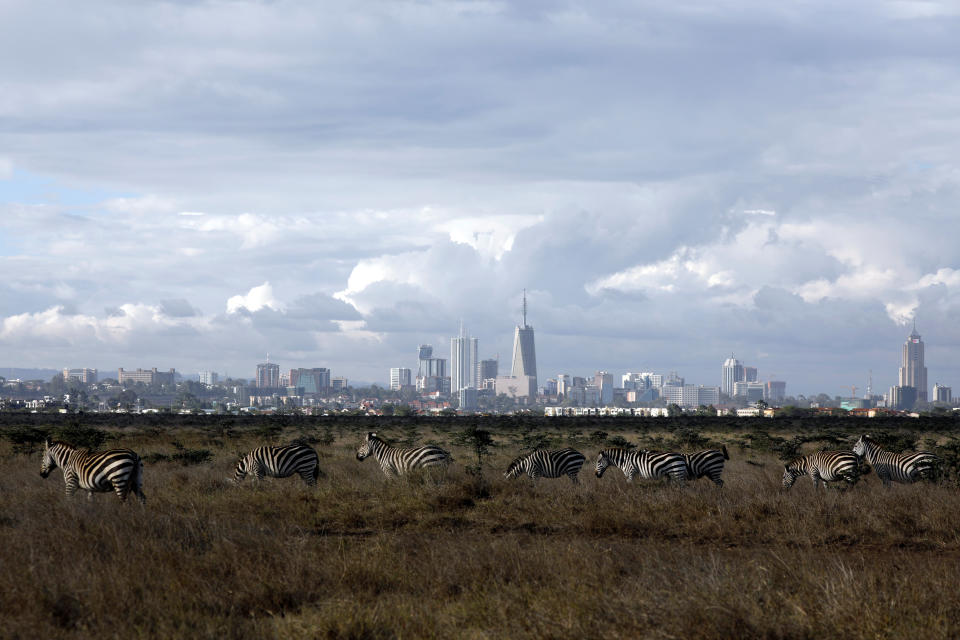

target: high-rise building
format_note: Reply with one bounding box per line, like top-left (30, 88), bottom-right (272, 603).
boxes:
top-left (256, 361), bottom-right (280, 388)
top-left (933, 383), bottom-right (952, 404)
top-left (479, 359), bottom-right (499, 383)
top-left (734, 381), bottom-right (765, 402)
top-left (890, 385), bottom-right (918, 410)
top-left (331, 377), bottom-right (348, 392)
top-left (556, 374), bottom-right (571, 397)
top-left (390, 367), bottom-right (412, 390)
top-left (744, 366), bottom-right (758, 383)
top-left (765, 381), bottom-right (787, 404)
top-left (450, 324), bottom-right (479, 393)
top-left (510, 290), bottom-right (537, 390)
top-left (594, 371), bottom-right (614, 404)
top-left (899, 323), bottom-right (928, 402)
top-left (198, 371), bottom-right (219, 385)
top-left (721, 355), bottom-right (744, 396)
top-left (63, 368), bottom-right (98, 384)
top-left (416, 343), bottom-right (449, 394)
top-left (289, 368), bottom-right (330, 393)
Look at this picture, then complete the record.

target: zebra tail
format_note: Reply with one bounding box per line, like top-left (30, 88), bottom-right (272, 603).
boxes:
top-left (314, 461), bottom-right (326, 479)
top-left (721, 445), bottom-right (729, 460)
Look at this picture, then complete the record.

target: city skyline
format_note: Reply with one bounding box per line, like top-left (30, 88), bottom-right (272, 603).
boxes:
top-left (2, 2), bottom-right (960, 395)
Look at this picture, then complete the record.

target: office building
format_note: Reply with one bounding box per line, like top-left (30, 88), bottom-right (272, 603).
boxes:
top-left (479, 359), bottom-right (499, 383)
top-left (290, 368), bottom-right (330, 394)
top-left (899, 323), bottom-right (928, 402)
top-left (451, 324), bottom-right (479, 392)
top-left (889, 385), bottom-right (918, 411)
top-left (458, 387), bottom-right (478, 411)
top-left (118, 368), bottom-right (176, 386)
top-left (721, 355), bottom-right (745, 396)
top-left (933, 383), bottom-right (952, 404)
top-left (390, 367), bottom-right (412, 391)
top-left (198, 371), bottom-right (219, 385)
top-left (556, 374), bottom-right (571, 397)
top-left (765, 381), bottom-right (787, 404)
top-left (331, 377), bottom-right (348, 392)
top-left (63, 368), bottom-right (97, 384)
top-left (733, 381), bottom-right (765, 403)
top-left (256, 362), bottom-right (280, 388)
top-left (594, 371), bottom-right (614, 405)
top-left (510, 290), bottom-right (537, 390)
top-left (744, 366), bottom-right (758, 383)
top-left (495, 375), bottom-right (537, 400)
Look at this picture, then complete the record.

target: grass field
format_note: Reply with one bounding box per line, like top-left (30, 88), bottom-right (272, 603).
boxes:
top-left (3, 419), bottom-right (960, 639)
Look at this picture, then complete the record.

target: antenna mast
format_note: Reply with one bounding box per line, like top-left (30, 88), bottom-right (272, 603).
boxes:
top-left (522, 289), bottom-right (527, 327)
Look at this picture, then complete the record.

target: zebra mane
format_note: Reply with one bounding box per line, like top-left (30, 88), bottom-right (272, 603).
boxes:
top-left (507, 453), bottom-right (529, 470)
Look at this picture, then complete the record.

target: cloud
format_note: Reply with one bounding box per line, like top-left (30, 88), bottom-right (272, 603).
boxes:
top-left (226, 282), bottom-right (284, 314)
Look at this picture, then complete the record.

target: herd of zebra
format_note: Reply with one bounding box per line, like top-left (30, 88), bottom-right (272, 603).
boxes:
top-left (36, 432), bottom-right (941, 503)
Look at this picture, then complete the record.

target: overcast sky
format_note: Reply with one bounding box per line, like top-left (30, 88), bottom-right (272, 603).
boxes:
top-left (2, 0), bottom-right (960, 394)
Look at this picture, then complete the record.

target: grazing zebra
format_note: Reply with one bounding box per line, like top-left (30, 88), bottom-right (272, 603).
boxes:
top-left (681, 445), bottom-right (730, 486)
top-left (504, 448), bottom-right (586, 484)
top-left (853, 435), bottom-right (938, 486)
top-left (235, 444), bottom-right (322, 486)
top-left (356, 432), bottom-right (452, 479)
top-left (595, 448), bottom-right (687, 484)
top-left (40, 438), bottom-right (145, 503)
top-left (782, 451), bottom-right (860, 490)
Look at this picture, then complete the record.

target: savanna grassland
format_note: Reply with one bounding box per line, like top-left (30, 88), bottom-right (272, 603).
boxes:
top-left (3, 414), bottom-right (960, 639)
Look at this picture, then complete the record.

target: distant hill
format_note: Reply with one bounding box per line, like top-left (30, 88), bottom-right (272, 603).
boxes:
top-left (0, 368), bottom-right (61, 382)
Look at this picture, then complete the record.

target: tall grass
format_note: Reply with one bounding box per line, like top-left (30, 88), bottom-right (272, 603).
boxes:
top-left (2, 425), bottom-right (960, 638)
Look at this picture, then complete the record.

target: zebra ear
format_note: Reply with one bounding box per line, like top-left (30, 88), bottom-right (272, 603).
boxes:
top-left (369, 432), bottom-right (377, 438)
top-left (44, 437), bottom-right (51, 448)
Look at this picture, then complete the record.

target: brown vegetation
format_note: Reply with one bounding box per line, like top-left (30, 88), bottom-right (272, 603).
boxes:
top-left (2, 420), bottom-right (960, 639)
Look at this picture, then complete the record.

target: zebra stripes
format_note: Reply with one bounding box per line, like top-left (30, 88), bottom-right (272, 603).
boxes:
top-left (504, 448), bottom-right (586, 484)
top-left (782, 451), bottom-right (860, 489)
top-left (853, 435), bottom-right (938, 486)
top-left (682, 445), bottom-right (730, 486)
top-left (40, 438), bottom-right (145, 503)
top-left (235, 444), bottom-right (322, 486)
top-left (595, 448), bottom-right (687, 483)
top-left (356, 432), bottom-right (452, 478)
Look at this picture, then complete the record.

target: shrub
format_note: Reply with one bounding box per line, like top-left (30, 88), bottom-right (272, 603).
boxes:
top-left (54, 424), bottom-right (107, 450)
top-left (170, 441), bottom-right (213, 466)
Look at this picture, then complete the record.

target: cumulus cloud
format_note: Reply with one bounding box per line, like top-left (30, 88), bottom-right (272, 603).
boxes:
top-left (226, 282), bottom-right (284, 314)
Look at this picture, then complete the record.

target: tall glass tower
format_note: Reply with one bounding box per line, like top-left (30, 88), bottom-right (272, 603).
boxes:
top-left (510, 290), bottom-right (537, 389)
top-left (721, 355), bottom-right (744, 397)
top-left (450, 323), bottom-right (478, 392)
top-left (899, 323), bottom-right (928, 402)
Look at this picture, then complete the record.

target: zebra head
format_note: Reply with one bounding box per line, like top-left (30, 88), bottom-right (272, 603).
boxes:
top-left (504, 455), bottom-right (526, 480)
top-left (852, 435), bottom-right (870, 458)
top-left (781, 460), bottom-right (803, 489)
top-left (356, 432), bottom-right (377, 461)
top-left (595, 451), bottom-right (611, 478)
top-left (40, 438), bottom-right (57, 478)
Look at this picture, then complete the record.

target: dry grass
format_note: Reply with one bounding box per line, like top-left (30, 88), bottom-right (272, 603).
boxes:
top-left (2, 424), bottom-right (960, 639)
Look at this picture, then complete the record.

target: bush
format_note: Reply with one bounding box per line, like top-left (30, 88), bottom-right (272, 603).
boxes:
top-left (54, 424), bottom-right (107, 450)
top-left (607, 435), bottom-right (636, 450)
top-left (170, 441), bottom-right (213, 466)
top-left (3, 426), bottom-right (47, 455)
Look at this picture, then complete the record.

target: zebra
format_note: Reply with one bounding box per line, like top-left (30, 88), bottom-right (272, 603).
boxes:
top-left (595, 448), bottom-right (687, 484)
top-left (40, 438), bottom-right (146, 504)
top-left (853, 434), bottom-right (939, 486)
top-left (504, 448), bottom-right (586, 484)
top-left (234, 444), bottom-right (322, 486)
top-left (781, 451), bottom-right (860, 490)
top-left (681, 445), bottom-right (730, 486)
top-left (356, 432), bottom-right (452, 479)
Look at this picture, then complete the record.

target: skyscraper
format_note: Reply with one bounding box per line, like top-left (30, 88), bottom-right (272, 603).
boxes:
top-left (256, 361), bottom-right (280, 388)
top-left (389, 367), bottom-right (412, 390)
top-left (899, 323), bottom-right (928, 402)
top-left (450, 323), bottom-right (479, 392)
top-left (721, 355), bottom-right (744, 397)
top-left (510, 290), bottom-right (537, 389)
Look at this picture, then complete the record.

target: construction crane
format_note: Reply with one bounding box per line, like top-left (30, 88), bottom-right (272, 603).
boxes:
top-left (847, 385), bottom-right (857, 400)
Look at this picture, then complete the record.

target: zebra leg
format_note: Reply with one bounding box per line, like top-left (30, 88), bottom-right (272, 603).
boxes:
top-left (812, 472), bottom-right (822, 490)
top-left (710, 472), bottom-right (724, 488)
top-left (569, 472), bottom-right (580, 485)
top-left (86, 490), bottom-right (95, 502)
top-left (64, 471), bottom-right (79, 499)
top-left (112, 481), bottom-right (128, 503)
top-left (300, 470), bottom-right (317, 487)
